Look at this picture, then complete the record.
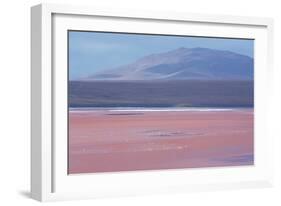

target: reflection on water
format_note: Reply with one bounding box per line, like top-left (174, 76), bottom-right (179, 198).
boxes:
top-left (141, 129), bottom-right (204, 138)
top-left (215, 154), bottom-right (254, 164)
top-left (106, 113), bottom-right (144, 116)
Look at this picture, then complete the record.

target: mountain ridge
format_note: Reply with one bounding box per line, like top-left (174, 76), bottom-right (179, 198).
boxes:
top-left (82, 47), bottom-right (253, 81)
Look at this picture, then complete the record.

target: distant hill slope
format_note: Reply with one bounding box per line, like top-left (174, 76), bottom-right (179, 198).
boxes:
top-left (84, 47), bottom-right (253, 81)
top-left (69, 80), bottom-right (254, 108)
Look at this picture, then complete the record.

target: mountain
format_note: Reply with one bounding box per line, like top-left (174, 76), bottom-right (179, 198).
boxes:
top-left (84, 47), bottom-right (253, 81)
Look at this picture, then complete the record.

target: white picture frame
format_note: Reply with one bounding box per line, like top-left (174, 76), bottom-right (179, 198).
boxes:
top-left (31, 3), bottom-right (274, 202)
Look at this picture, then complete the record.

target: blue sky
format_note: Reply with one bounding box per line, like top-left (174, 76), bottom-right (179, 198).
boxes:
top-left (69, 31), bottom-right (254, 80)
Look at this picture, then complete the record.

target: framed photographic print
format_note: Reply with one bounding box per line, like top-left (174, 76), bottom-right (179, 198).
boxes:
top-left (31, 3), bottom-right (274, 201)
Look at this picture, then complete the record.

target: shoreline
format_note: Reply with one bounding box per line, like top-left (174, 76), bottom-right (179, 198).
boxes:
top-left (69, 107), bottom-right (254, 112)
